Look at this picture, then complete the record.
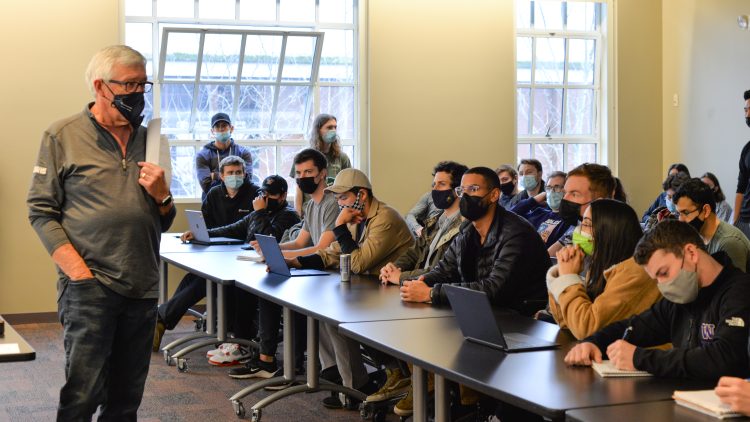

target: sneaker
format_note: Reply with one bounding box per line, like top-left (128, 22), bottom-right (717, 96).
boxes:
top-left (319, 365), bottom-right (342, 384)
top-left (366, 368), bottom-right (410, 402)
top-left (228, 357), bottom-right (279, 379)
top-left (264, 365), bottom-right (305, 391)
top-left (393, 388), bottom-right (413, 417)
top-left (206, 343), bottom-right (231, 359)
top-left (152, 319), bottom-right (166, 352)
top-left (208, 343), bottom-right (247, 366)
top-left (322, 394), bottom-right (344, 409)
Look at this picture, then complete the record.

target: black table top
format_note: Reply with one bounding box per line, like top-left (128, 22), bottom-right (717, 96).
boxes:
top-left (0, 319), bottom-right (35, 363)
top-left (566, 400), bottom-right (750, 422)
top-left (160, 233), bottom-right (248, 253)
top-left (340, 317), bottom-right (714, 419)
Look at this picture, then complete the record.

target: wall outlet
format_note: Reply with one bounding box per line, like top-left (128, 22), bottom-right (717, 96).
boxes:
top-left (673, 93), bottom-right (679, 107)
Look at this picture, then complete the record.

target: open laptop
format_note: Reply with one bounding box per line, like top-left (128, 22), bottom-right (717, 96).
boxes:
top-left (185, 210), bottom-right (244, 246)
top-left (444, 285), bottom-right (559, 353)
top-left (255, 234), bottom-right (329, 277)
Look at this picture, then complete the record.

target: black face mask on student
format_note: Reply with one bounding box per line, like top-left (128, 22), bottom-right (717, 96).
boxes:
top-left (499, 181), bottom-right (515, 196)
top-left (746, 117), bottom-right (750, 128)
top-left (296, 176), bottom-right (319, 194)
top-left (459, 193), bottom-right (491, 221)
top-left (105, 84), bottom-right (145, 128)
top-left (431, 189), bottom-right (455, 210)
top-left (559, 199), bottom-right (584, 226)
top-left (688, 214), bottom-right (705, 233)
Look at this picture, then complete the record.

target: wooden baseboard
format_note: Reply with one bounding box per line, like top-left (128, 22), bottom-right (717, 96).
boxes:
top-left (3, 304), bottom-right (207, 325)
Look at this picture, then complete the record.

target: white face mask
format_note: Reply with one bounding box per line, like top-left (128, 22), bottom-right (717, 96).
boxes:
top-left (657, 258), bottom-right (700, 304)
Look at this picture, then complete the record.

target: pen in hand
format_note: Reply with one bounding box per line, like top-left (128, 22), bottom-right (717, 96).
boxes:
top-left (621, 326), bottom-right (633, 341)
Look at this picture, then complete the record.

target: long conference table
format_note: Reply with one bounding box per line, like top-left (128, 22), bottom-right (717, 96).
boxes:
top-left (158, 234), bottom-right (716, 421)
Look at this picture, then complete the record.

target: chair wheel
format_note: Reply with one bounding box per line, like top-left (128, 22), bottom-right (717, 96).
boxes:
top-left (251, 408), bottom-right (261, 422)
top-left (232, 400), bottom-right (246, 418)
top-left (176, 358), bottom-right (188, 372)
top-left (163, 350), bottom-right (172, 365)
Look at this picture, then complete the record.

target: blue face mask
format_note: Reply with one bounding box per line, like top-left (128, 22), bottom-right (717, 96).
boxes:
top-left (666, 197), bottom-right (677, 213)
top-left (323, 130), bottom-right (337, 144)
top-left (547, 191), bottom-right (563, 210)
top-left (224, 174), bottom-right (244, 190)
top-left (215, 131), bottom-right (231, 144)
top-left (520, 175), bottom-right (538, 191)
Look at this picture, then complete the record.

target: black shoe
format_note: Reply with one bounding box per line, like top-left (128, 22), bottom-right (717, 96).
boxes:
top-left (264, 364), bottom-right (305, 391)
top-left (228, 357), bottom-right (279, 379)
top-left (322, 394), bottom-right (344, 409)
top-left (320, 365), bottom-right (342, 384)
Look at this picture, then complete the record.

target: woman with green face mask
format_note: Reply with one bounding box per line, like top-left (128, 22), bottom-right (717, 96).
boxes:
top-left (544, 199), bottom-right (663, 340)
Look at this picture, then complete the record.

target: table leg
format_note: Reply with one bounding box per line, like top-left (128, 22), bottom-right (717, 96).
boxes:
top-left (434, 373), bottom-right (449, 422)
top-left (413, 365), bottom-right (427, 422)
top-left (159, 259), bottom-right (168, 305)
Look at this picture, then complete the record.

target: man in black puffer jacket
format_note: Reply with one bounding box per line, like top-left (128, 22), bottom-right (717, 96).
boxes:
top-left (400, 166), bottom-right (550, 316)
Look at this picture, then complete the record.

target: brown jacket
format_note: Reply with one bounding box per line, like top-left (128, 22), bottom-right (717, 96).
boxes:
top-left (393, 211), bottom-right (463, 282)
top-left (547, 257), bottom-right (662, 340)
top-left (318, 197), bottom-right (414, 275)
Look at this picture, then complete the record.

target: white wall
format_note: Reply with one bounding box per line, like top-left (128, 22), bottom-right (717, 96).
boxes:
top-left (663, 0), bottom-right (750, 207)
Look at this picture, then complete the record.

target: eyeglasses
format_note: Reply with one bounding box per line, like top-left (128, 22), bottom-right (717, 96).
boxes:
top-left (545, 186), bottom-right (565, 194)
top-left (454, 185), bottom-right (484, 198)
top-left (677, 208), bottom-right (700, 217)
top-left (108, 79), bottom-right (153, 93)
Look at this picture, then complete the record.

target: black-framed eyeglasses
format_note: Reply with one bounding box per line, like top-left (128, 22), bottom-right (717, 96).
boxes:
top-left (677, 208), bottom-right (700, 217)
top-left (108, 79), bottom-right (153, 93)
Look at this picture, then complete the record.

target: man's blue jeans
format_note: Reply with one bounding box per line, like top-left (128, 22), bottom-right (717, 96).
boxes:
top-left (57, 278), bottom-right (157, 421)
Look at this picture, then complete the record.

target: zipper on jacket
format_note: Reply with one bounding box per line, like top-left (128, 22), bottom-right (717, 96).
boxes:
top-left (121, 158), bottom-right (127, 172)
top-left (687, 318), bottom-right (694, 345)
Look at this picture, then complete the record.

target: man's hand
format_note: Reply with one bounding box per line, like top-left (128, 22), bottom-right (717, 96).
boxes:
top-left (336, 207), bottom-right (364, 226)
top-left (414, 226), bottom-right (424, 238)
top-left (400, 276), bottom-right (431, 303)
top-left (533, 191), bottom-right (547, 204)
top-left (556, 245), bottom-right (584, 275)
top-left (250, 240), bottom-right (262, 256)
top-left (253, 194), bottom-right (268, 211)
top-left (606, 340), bottom-right (637, 371)
top-left (379, 263), bottom-right (402, 285)
top-left (180, 231), bottom-right (194, 243)
top-left (137, 162), bottom-right (170, 206)
top-left (564, 342), bottom-right (603, 366)
top-left (716, 377), bottom-right (750, 416)
top-left (51, 244), bottom-right (94, 281)
top-left (285, 257), bottom-right (301, 268)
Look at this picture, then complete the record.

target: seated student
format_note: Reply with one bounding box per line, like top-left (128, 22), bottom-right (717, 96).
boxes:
top-left (546, 199), bottom-right (662, 339)
top-left (228, 149), bottom-right (339, 379)
top-left (153, 156), bottom-right (258, 352)
top-left (565, 220), bottom-right (750, 381)
top-left (496, 164), bottom-right (521, 209)
top-left (400, 166), bottom-right (550, 313)
top-left (405, 190), bottom-right (441, 237)
top-left (380, 161), bottom-right (467, 285)
top-left (288, 168), bottom-right (414, 407)
top-left (548, 163), bottom-right (616, 256)
top-left (183, 175), bottom-right (300, 365)
top-left (516, 158), bottom-right (545, 202)
top-left (644, 171), bottom-right (692, 231)
top-left (673, 178), bottom-right (750, 272)
top-left (196, 113), bottom-right (254, 200)
top-left (702, 172), bottom-right (733, 223)
top-left (641, 163), bottom-right (691, 222)
top-left (510, 170), bottom-right (572, 248)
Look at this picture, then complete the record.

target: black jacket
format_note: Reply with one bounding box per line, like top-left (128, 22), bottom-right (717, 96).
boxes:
top-left (423, 205), bottom-right (551, 315)
top-left (202, 178), bottom-right (259, 229)
top-left (208, 201), bottom-right (300, 243)
top-left (585, 253), bottom-right (750, 381)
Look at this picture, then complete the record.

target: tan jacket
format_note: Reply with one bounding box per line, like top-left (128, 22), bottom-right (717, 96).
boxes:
top-left (547, 257), bottom-right (662, 340)
top-left (394, 211), bottom-right (463, 282)
top-left (318, 197), bottom-right (414, 275)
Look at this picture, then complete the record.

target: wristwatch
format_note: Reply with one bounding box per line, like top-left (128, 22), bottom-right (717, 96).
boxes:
top-left (159, 193), bottom-right (173, 207)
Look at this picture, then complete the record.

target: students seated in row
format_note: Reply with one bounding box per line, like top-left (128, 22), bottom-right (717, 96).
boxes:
top-left (641, 163), bottom-right (691, 222)
top-left (229, 149), bottom-right (339, 379)
top-left (511, 170), bottom-right (572, 248)
top-left (643, 171), bottom-right (691, 230)
top-left (496, 164), bottom-right (521, 209)
top-left (516, 158), bottom-right (545, 202)
top-left (546, 199), bottom-right (662, 339)
top-left (549, 163), bottom-right (616, 255)
top-left (288, 168), bottom-right (414, 407)
top-left (184, 175), bottom-right (300, 365)
top-left (405, 191), bottom-right (441, 238)
top-left (674, 178), bottom-right (750, 272)
top-left (701, 172), bottom-right (733, 223)
top-left (565, 220), bottom-right (750, 381)
top-left (153, 156), bottom-right (258, 352)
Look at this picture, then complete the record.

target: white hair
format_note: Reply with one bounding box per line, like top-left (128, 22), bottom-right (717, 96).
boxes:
top-left (85, 45), bottom-right (146, 97)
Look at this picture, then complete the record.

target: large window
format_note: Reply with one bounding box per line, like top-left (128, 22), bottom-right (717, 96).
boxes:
top-left (516, 0), bottom-right (607, 173)
top-left (124, 0), bottom-right (358, 199)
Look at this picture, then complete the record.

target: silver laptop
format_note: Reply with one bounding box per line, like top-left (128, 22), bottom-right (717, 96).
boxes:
top-left (255, 234), bottom-right (329, 277)
top-left (185, 210), bottom-right (244, 246)
top-left (444, 285), bottom-right (559, 353)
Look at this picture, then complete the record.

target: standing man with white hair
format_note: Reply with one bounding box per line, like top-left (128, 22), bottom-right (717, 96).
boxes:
top-left (27, 45), bottom-right (175, 420)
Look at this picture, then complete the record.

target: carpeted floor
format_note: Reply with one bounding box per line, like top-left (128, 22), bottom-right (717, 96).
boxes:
top-left (0, 319), bottom-right (401, 422)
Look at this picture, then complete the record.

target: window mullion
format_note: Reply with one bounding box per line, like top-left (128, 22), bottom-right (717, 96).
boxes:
top-left (232, 34), bottom-right (247, 120)
top-left (189, 32), bottom-right (206, 137)
top-left (269, 35), bottom-right (288, 135)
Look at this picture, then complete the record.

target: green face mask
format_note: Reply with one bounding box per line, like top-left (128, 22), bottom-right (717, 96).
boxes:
top-left (572, 226), bottom-right (594, 255)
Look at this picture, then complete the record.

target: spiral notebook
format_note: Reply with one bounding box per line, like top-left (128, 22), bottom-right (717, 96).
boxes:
top-left (673, 390), bottom-right (743, 419)
top-left (591, 360), bottom-right (652, 377)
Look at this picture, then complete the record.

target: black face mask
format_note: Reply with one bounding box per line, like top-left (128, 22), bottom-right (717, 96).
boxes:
top-left (266, 198), bottom-right (281, 211)
top-left (746, 117), bottom-right (750, 128)
top-left (500, 181), bottom-right (515, 196)
top-left (459, 193), bottom-right (491, 221)
top-left (688, 214), bottom-right (705, 233)
top-left (559, 199), bottom-right (584, 226)
top-left (431, 189), bottom-right (455, 210)
top-left (296, 176), bottom-right (319, 195)
top-left (106, 84), bottom-right (145, 128)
